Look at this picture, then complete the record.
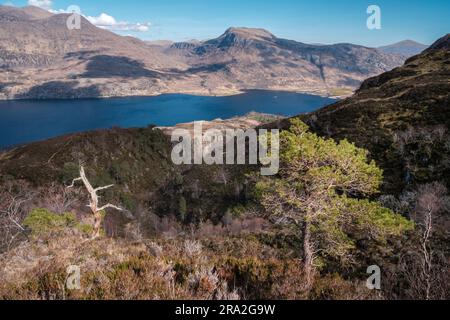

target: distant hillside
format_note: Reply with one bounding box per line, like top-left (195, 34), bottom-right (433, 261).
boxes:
top-left (165, 27), bottom-right (405, 97)
top-left (378, 40), bottom-right (428, 58)
top-left (0, 6), bottom-right (173, 68)
top-left (145, 40), bottom-right (175, 48)
top-left (0, 6), bottom-right (405, 99)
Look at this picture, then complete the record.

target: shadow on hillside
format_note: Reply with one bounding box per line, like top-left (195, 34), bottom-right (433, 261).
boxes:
top-left (184, 63), bottom-right (229, 74)
top-left (14, 81), bottom-right (101, 99)
top-left (81, 55), bottom-right (164, 79)
top-left (163, 62), bottom-right (230, 77)
top-left (66, 52), bottom-right (230, 80)
top-left (0, 82), bottom-right (18, 92)
top-left (64, 50), bottom-right (101, 60)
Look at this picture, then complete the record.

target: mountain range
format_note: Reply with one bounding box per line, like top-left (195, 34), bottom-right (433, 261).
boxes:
top-left (377, 40), bottom-right (428, 58)
top-left (0, 5), bottom-right (408, 100)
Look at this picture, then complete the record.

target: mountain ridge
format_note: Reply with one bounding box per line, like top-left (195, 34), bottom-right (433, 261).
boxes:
top-left (0, 6), bottom-right (405, 100)
top-left (378, 39), bottom-right (428, 58)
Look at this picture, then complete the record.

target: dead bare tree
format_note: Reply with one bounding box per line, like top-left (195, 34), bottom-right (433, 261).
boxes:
top-left (392, 182), bottom-right (450, 300)
top-left (413, 182), bottom-right (449, 300)
top-left (0, 182), bottom-right (35, 251)
top-left (68, 166), bottom-right (122, 239)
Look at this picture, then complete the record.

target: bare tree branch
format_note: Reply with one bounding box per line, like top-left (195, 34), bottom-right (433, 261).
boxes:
top-left (94, 185), bottom-right (114, 193)
top-left (67, 177), bottom-right (82, 189)
top-left (98, 204), bottom-right (123, 212)
top-left (67, 165), bottom-right (122, 239)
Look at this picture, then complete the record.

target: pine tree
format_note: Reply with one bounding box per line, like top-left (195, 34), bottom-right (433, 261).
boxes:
top-left (256, 119), bottom-right (414, 290)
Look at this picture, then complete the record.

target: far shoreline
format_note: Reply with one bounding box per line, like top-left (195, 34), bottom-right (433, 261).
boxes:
top-left (0, 88), bottom-right (351, 102)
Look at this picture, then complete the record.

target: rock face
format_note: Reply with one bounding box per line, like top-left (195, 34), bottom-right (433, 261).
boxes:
top-left (273, 34), bottom-right (450, 193)
top-left (378, 40), bottom-right (428, 58)
top-left (0, 6), bottom-right (405, 99)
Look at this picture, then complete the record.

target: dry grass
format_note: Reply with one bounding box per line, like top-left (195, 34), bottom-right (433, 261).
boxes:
top-left (0, 226), bottom-right (379, 300)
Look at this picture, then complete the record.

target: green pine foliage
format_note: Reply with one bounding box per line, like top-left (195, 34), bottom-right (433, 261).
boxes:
top-left (256, 119), bottom-right (414, 265)
top-left (23, 208), bottom-right (94, 237)
top-left (23, 208), bottom-right (77, 236)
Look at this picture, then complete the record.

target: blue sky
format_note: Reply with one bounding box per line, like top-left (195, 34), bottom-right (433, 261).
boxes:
top-left (4, 0), bottom-right (450, 46)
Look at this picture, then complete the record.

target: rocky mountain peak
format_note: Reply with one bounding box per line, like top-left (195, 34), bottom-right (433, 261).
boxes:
top-left (204, 27), bottom-right (276, 48)
top-left (377, 39), bottom-right (428, 58)
top-left (223, 27), bottom-right (275, 39)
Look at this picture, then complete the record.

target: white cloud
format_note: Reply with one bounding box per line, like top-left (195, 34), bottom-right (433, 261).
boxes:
top-left (48, 8), bottom-right (71, 14)
top-left (29, 2), bottom-right (151, 33)
top-left (86, 13), bottom-right (150, 32)
top-left (27, 0), bottom-right (52, 10)
top-left (86, 13), bottom-right (116, 26)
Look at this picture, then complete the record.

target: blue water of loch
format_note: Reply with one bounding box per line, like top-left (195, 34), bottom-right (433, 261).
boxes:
top-left (0, 90), bottom-right (336, 149)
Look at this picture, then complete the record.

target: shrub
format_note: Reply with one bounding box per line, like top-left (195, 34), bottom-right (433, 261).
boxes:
top-left (23, 208), bottom-right (76, 236)
top-left (226, 204), bottom-right (247, 218)
top-left (75, 223), bottom-right (94, 236)
top-left (310, 273), bottom-right (378, 300)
